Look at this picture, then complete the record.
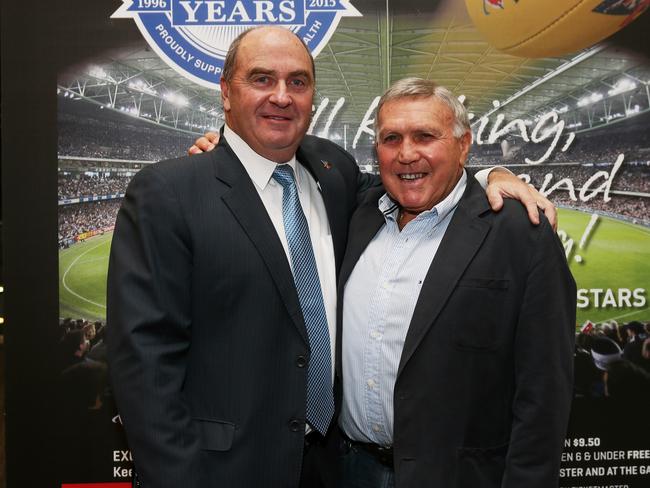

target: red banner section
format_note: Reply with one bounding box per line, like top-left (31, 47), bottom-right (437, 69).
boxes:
top-left (62, 484), bottom-right (131, 488)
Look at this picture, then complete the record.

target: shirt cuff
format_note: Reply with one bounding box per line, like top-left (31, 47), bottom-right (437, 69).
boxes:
top-left (474, 166), bottom-right (513, 189)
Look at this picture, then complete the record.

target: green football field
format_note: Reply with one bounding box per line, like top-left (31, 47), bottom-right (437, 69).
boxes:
top-left (59, 232), bottom-right (113, 321)
top-left (557, 209), bottom-right (650, 325)
top-left (59, 209), bottom-right (650, 326)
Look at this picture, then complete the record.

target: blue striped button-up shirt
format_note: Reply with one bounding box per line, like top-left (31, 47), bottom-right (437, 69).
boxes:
top-left (339, 171), bottom-right (467, 446)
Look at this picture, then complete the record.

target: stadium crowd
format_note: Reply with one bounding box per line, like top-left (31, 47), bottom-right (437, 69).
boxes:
top-left (552, 193), bottom-right (650, 226)
top-left (58, 201), bottom-right (120, 247)
top-left (58, 98), bottom-right (193, 161)
top-left (55, 316), bottom-right (118, 480)
top-left (59, 173), bottom-right (131, 200)
top-left (510, 162), bottom-right (650, 194)
top-left (574, 320), bottom-right (650, 403)
top-left (471, 109), bottom-right (650, 165)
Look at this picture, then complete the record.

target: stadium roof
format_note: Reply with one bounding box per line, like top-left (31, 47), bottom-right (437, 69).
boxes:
top-left (57, 1), bottom-right (650, 141)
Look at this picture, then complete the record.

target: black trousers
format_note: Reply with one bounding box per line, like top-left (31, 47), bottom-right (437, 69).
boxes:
top-left (300, 431), bottom-right (340, 488)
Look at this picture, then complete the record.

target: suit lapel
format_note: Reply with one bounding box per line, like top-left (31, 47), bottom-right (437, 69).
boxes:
top-left (397, 176), bottom-right (492, 377)
top-left (338, 196), bottom-right (385, 290)
top-left (212, 142), bottom-right (309, 344)
top-left (296, 147), bottom-right (348, 272)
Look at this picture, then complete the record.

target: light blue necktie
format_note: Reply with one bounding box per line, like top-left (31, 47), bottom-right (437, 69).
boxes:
top-left (273, 164), bottom-right (335, 435)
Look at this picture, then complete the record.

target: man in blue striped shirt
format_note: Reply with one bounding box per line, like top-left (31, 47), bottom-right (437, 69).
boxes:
top-left (338, 78), bottom-right (576, 488)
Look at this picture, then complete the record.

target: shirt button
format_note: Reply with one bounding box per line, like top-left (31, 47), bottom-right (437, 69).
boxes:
top-left (367, 379), bottom-right (376, 389)
top-left (372, 424), bottom-right (381, 432)
top-left (370, 330), bottom-right (382, 340)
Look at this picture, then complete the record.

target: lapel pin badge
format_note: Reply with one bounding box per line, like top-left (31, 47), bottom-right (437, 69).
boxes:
top-left (321, 160), bottom-right (332, 170)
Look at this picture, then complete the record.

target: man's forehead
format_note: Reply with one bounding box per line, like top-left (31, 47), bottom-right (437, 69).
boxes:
top-left (237, 33), bottom-right (312, 70)
top-left (378, 99), bottom-right (453, 131)
top-left (241, 28), bottom-right (307, 57)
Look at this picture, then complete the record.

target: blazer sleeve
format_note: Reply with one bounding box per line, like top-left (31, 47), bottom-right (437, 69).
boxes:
top-left (502, 220), bottom-right (576, 488)
top-left (356, 170), bottom-right (382, 199)
top-left (106, 164), bottom-right (200, 488)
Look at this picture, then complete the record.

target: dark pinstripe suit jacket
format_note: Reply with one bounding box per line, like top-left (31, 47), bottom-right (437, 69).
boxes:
top-left (107, 135), bottom-right (375, 488)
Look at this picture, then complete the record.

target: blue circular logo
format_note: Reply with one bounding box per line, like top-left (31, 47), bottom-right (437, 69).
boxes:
top-left (113, 0), bottom-right (361, 89)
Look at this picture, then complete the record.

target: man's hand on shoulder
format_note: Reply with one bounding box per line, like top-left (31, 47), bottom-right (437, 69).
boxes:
top-left (188, 131), bottom-right (220, 155)
top-left (486, 168), bottom-right (557, 230)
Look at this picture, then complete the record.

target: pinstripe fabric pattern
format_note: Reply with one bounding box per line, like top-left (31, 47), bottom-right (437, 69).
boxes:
top-left (273, 164), bottom-right (335, 435)
top-left (340, 171), bottom-right (467, 446)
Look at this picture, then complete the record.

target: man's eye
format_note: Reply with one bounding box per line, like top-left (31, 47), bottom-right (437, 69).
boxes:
top-left (289, 78), bottom-right (307, 88)
top-left (382, 135), bottom-right (399, 143)
top-left (252, 75), bottom-right (271, 85)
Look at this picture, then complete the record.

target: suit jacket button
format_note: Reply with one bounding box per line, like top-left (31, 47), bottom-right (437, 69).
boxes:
top-left (296, 356), bottom-right (307, 368)
top-left (289, 419), bottom-right (302, 432)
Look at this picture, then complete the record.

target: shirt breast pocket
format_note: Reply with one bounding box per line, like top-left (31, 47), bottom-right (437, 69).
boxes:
top-left (450, 278), bottom-right (509, 351)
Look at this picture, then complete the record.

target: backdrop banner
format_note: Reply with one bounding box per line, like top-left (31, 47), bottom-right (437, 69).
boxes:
top-left (48, 1), bottom-right (650, 487)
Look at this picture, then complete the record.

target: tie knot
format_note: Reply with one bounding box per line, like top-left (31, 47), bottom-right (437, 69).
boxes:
top-left (272, 164), bottom-right (296, 189)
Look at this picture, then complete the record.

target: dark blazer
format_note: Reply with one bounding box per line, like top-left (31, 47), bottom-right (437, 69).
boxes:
top-left (337, 173), bottom-right (576, 488)
top-left (106, 135), bottom-right (375, 488)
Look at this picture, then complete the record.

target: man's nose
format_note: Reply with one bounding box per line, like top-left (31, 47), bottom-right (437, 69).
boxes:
top-left (269, 81), bottom-right (292, 107)
top-left (398, 140), bottom-right (418, 164)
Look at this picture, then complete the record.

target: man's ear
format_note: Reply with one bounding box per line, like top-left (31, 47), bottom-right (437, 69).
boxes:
top-left (220, 78), bottom-right (231, 112)
top-left (458, 130), bottom-right (472, 166)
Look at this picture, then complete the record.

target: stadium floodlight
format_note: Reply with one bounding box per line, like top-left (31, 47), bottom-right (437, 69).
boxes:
top-left (164, 92), bottom-right (189, 107)
top-left (608, 78), bottom-right (637, 96)
top-left (128, 79), bottom-right (157, 95)
top-left (88, 65), bottom-right (112, 81)
top-left (577, 93), bottom-right (602, 107)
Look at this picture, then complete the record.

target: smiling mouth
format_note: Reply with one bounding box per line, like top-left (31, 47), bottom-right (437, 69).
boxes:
top-left (398, 173), bottom-right (427, 180)
top-left (262, 115), bottom-right (292, 121)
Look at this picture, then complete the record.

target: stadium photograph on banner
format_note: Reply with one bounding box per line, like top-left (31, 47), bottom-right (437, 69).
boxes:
top-left (53, 0), bottom-right (649, 486)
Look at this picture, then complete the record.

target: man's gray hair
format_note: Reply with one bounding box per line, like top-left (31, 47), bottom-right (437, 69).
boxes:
top-left (376, 78), bottom-right (471, 138)
top-left (221, 27), bottom-right (315, 82)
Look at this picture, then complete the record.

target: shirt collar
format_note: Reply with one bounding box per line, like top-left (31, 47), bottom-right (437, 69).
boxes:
top-left (224, 124), bottom-right (300, 192)
top-left (378, 169), bottom-right (467, 226)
